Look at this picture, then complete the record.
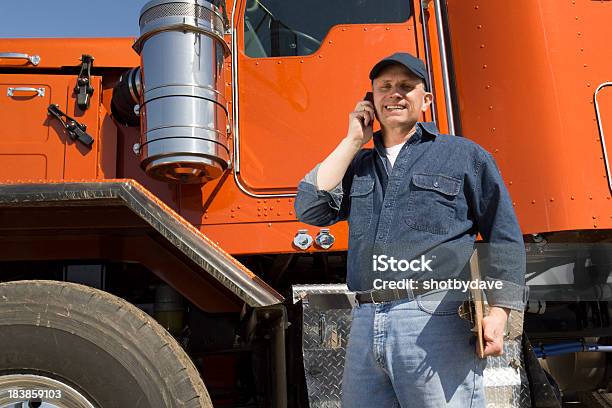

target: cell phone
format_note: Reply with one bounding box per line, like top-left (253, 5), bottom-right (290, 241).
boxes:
top-left (363, 92), bottom-right (377, 126)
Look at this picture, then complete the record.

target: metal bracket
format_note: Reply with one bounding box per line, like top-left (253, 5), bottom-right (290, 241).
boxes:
top-left (47, 104), bottom-right (94, 148)
top-left (74, 54), bottom-right (94, 110)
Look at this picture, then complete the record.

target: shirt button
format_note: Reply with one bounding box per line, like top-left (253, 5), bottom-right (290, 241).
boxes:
top-left (433, 181), bottom-right (439, 188)
top-left (384, 203), bottom-right (391, 208)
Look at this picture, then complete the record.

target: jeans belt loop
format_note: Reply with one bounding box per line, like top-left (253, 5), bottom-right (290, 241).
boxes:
top-left (370, 290), bottom-right (381, 305)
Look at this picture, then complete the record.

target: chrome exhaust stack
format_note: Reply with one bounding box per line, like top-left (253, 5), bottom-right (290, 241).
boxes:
top-left (133, 0), bottom-right (230, 184)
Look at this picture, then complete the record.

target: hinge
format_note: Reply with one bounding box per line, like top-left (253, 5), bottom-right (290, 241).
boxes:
top-left (47, 104), bottom-right (94, 148)
top-left (74, 54), bottom-right (95, 110)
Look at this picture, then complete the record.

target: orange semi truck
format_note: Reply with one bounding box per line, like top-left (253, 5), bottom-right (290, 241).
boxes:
top-left (0, 0), bottom-right (611, 407)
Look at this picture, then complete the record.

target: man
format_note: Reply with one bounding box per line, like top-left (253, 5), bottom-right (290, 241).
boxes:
top-left (294, 53), bottom-right (527, 407)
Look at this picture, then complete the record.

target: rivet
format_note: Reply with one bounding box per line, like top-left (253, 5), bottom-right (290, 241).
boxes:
top-left (237, 205), bottom-right (241, 209)
top-left (575, 16), bottom-right (579, 20)
top-left (531, 200), bottom-right (536, 204)
top-left (512, 202), bottom-right (516, 206)
top-left (268, 223), bottom-right (272, 227)
top-left (277, 212), bottom-right (281, 216)
top-left (270, 206), bottom-right (274, 210)
top-left (592, 216), bottom-right (596, 219)
top-left (494, 148), bottom-right (499, 152)
top-left (386, 27), bottom-right (390, 31)
top-left (255, 62), bottom-right (259, 66)
top-left (474, 5), bottom-right (479, 9)
top-left (594, 224), bottom-right (598, 228)
top-left (589, 196), bottom-right (593, 200)
top-left (257, 200), bottom-right (260, 204)
top-left (263, 200), bottom-right (267, 203)
top-left (491, 127), bottom-right (496, 132)
top-left (485, 85), bottom-right (491, 89)
top-left (230, 209), bottom-right (234, 212)
top-left (263, 206), bottom-right (267, 210)
top-left (204, 215), bottom-right (208, 219)
top-left (480, 44), bottom-right (486, 48)
top-left (328, 40), bottom-right (333, 44)
top-left (577, 32), bottom-right (581, 36)
top-left (477, 24), bottom-right (483, 29)
top-left (489, 105), bottom-right (493, 110)
top-left (483, 64), bottom-right (488, 69)
top-left (584, 64), bottom-right (588, 67)
top-left (571, 196), bottom-right (575, 200)
top-left (580, 48), bottom-right (584, 52)
top-left (407, 26), bottom-right (411, 30)
top-left (277, 199), bottom-right (281, 202)
top-left (300, 59), bottom-right (304, 63)
top-left (318, 54), bottom-right (323, 58)
top-left (277, 61), bottom-right (282, 64)
top-left (231, 214), bottom-right (235, 218)
top-left (363, 27), bottom-right (368, 31)
top-left (289, 211), bottom-right (293, 215)
top-left (550, 198), bottom-right (554, 202)
top-left (509, 181), bottom-right (513, 185)
top-left (264, 213), bottom-right (268, 216)
top-left (587, 83), bottom-right (591, 87)
top-left (341, 28), bottom-right (347, 31)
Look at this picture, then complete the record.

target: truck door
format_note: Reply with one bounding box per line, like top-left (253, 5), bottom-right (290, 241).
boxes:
top-left (0, 74), bottom-right (101, 181)
top-left (235, 0), bottom-right (419, 191)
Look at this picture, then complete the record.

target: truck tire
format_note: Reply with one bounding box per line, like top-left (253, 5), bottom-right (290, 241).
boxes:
top-left (0, 280), bottom-right (212, 408)
top-left (578, 390), bottom-right (612, 407)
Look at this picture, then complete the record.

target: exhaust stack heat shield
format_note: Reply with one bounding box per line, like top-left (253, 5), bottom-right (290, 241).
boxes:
top-left (134, 0), bottom-right (230, 184)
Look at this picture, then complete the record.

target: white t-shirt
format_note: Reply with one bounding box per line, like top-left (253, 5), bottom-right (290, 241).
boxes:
top-left (385, 142), bottom-right (406, 168)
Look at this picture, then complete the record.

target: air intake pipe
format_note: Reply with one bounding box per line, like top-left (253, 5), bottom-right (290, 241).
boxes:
top-left (124, 0), bottom-right (231, 184)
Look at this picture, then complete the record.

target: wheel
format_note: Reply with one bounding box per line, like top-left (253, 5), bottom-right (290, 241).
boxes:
top-left (578, 389), bottom-right (612, 407)
top-left (0, 280), bottom-right (212, 408)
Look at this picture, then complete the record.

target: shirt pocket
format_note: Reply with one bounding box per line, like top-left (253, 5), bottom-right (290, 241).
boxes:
top-left (348, 176), bottom-right (375, 238)
top-left (403, 173), bottom-right (462, 235)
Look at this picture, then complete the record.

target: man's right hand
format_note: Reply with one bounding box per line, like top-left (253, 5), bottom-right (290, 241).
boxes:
top-left (347, 99), bottom-right (376, 147)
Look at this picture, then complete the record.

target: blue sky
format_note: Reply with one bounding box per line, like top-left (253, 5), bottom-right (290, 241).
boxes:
top-left (0, 1), bottom-right (144, 38)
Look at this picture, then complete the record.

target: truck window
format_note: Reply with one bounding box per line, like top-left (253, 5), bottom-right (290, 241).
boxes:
top-left (243, 0), bottom-right (411, 58)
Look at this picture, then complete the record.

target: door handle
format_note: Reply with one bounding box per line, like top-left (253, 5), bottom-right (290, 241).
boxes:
top-left (0, 52), bottom-right (40, 66)
top-left (7, 87), bottom-right (46, 97)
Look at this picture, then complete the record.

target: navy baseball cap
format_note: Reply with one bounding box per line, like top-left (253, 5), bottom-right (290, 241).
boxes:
top-left (369, 52), bottom-right (430, 91)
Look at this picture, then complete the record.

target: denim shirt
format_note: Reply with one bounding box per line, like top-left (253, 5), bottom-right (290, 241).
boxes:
top-left (294, 122), bottom-right (528, 311)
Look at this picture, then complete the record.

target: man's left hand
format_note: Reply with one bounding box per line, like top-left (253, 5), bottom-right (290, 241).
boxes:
top-left (481, 306), bottom-right (510, 357)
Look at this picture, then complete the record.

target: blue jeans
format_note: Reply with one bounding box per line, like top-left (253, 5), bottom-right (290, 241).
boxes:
top-left (341, 289), bottom-right (486, 407)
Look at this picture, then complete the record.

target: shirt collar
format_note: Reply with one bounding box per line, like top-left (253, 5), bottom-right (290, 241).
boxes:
top-left (373, 121), bottom-right (439, 157)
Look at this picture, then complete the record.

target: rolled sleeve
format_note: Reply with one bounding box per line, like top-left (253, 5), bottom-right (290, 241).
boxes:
top-left (472, 150), bottom-right (528, 311)
top-left (294, 164), bottom-right (350, 226)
